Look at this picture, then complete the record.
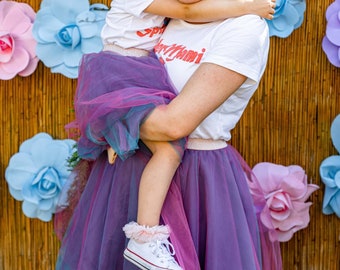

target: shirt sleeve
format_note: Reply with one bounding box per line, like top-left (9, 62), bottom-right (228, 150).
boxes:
top-left (114, 0), bottom-right (155, 16)
top-left (202, 15), bottom-right (270, 83)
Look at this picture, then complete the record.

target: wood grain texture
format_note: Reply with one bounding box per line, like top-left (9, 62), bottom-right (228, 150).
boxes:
top-left (0, 0), bottom-right (339, 269)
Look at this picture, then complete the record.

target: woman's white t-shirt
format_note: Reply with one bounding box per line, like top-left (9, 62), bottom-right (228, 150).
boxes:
top-left (155, 15), bottom-right (270, 141)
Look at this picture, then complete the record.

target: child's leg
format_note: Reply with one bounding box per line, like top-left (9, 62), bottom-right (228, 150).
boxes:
top-left (137, 140), bottom-right (181, 226)
top-left (122, 141), bottom-right (183, 270)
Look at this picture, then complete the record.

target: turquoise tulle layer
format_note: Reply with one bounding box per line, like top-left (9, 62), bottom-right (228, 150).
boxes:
top-left (71, 51), bottom-right (185, 161)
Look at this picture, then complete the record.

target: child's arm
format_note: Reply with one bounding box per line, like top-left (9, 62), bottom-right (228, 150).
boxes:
top-left (177, 0), bottom-right (201, 3)
top-left (145, 0), bottom-right (275, 22)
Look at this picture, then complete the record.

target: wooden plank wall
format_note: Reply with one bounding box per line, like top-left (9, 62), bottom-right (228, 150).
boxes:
top-left (1, 0), bottom-right (339, 269)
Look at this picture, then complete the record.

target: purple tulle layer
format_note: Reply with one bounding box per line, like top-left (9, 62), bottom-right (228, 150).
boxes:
top-left (56, 143), bottom-right (282, 270)
top-left (72, 51), bottom-right (185, 161)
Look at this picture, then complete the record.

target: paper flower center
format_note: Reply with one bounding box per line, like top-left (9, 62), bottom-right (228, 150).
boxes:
top-left (0, 35), bottom-right (13, 62)
top-left (32, 167), bottom-right (60, 199)
top-left (0, 40), bottom-right (10, 50)
top-left (55, 25), bottom-right (81, 49)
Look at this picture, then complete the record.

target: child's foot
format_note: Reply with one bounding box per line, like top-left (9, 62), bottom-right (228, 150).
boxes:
top-left (123, 222), bottom-right (182, 270)
top-left (124, 238), bottom-right (182, 270)
top-left (107, 147), bottom-right (117, 164)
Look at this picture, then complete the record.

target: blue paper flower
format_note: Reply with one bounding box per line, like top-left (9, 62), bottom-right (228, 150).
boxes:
top-left (319, 114), bottom-right (340, 217)
top-left (5, 133), bottom-right (76, 221)
top-left (266, 0), bottom-right (306, 38)
top-left (32, 0), bottom-right (108, 78)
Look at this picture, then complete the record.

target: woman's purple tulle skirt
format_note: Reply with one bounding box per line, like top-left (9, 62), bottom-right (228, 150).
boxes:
top-left (56, 143), bottom-right (282, 270)
top-left (56, 50), bottom-right (282, 269)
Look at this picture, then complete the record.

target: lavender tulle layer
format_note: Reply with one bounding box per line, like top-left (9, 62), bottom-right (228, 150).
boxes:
top-left (73, 51), bottom-right (185, 161)
top-left (55, 143), bottom-right (282, 270)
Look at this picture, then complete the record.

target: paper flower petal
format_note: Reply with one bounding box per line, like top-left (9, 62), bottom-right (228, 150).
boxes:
top-left (326, 0), bottom-right (340, 21)
top-left (331, 114), bottom-right (340, 153)
top-left (320, 156), bottom-right (340, 188)
top-left (329, 193), bottom-right (340, 216)
top-left (319, 114), bottom-right (340, 217)
top-left (32, 0), bottom-right (108, 78)
top-left (18, 56), bottom-right (39, 77)
top-left (8, 186), bottom-right (24, 201)
top-left (35, 43), bottom-right (65, 67)
top-left (5, 132), bottom-right (76, 221)
top-left (320, 156), bottom-right (340, 217)
top-left (37, 210), bottom-right (53, 222)
top-left (266, 0), bottom-right (306, 38)
top-left (2, 47), bottom-right (29, 74)
top-left (34, 12), bottom-right (64, 42)
top-left (251, 162), bottom-right (318, 242)
top-left (51, 63), bottom-right (78, 78)
top-left (5, 153), bottom-right (37, 189)
top-left (0, 1), bottom-right (38, 79)
top-left (322, 1), bottom-right (340, 67)
top-left (322, 36), bottom-right (340, 67)
top-left (326, 13), bottom-right (340, 46)
top-left (22, 200), bottom-right (39, 218)
top-left (49, 0), bottom-right (90, 24)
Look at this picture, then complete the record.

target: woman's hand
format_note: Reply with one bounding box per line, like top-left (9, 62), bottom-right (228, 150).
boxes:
top-left (246, 0), bottom-right (276, 20)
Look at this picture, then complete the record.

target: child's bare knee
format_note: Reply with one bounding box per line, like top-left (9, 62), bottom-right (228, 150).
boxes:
top-left (154, 143), bottom-right (181, 162)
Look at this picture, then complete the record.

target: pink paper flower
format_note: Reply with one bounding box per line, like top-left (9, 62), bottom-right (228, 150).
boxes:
top-left (251, 162), bottom-right (319, 242)
top-left (0, 1), bottom-right (38, 80)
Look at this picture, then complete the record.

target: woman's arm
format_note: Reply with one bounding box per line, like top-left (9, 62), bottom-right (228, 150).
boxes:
top-left (140, 63), bottom-right (247, 141)
top-left (145, 0), bottom-right (276, 22)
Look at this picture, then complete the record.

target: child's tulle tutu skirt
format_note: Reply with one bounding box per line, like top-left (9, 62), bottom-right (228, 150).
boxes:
top-left (72, 51), bottom-right (185, 161)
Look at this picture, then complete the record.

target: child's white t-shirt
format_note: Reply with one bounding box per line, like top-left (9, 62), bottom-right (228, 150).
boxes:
top-left (101, 0), bottom-right (165, 51)
top-left (154, 15), bottom-right (270, 141)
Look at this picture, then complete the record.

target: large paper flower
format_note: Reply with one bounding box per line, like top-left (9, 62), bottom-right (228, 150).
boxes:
top-left (266, 0), bottom-right (306, 38)
top-left (5, 133), bottom-right (76, 222)
top-left (322, 0), bottom-right (340, 67)
top-left (251, 163), bottom-right (319, 242)
top-left (0, 1), bottom-right (38, 80)
top-left (32, 0), bottom-right (108, 78)
top-left (320, 114), bottom-right (340, 217)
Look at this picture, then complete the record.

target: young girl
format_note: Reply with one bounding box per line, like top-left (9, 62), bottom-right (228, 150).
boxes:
top-left (70, 0), bottom-right (275, 269)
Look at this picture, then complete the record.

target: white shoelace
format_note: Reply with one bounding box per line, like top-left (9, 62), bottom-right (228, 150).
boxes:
top-left (151, 240), bottom-right (179, 265)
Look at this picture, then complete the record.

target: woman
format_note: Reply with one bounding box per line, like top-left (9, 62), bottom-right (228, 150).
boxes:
top-left (56, 2), bottom-right (282, 270)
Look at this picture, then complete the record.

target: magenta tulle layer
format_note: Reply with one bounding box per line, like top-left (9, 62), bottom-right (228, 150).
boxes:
top-left (55, 144), bottom-right (282, 270)
top-left (72, 51), bottom-right (185, 161)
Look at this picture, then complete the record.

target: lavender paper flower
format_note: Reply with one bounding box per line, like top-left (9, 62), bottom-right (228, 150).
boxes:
top-left (266, 0), bottom-right (306, 38)
top-left (32, 0), bottom-right (108, 78)
top-left (322, 0), bottom-right (340, 67)
top-left (320, 114), bottom-right (340, 217)
top-left (0, 1), bottom-right (38, 80)
top-left (5, 133), bottom-right (76, 222)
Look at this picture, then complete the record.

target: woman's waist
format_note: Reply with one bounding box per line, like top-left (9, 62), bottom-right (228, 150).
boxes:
top-left (103, 43), bottom-right (149, 57)
top-left (186, 138), bottom-right (227, 150)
